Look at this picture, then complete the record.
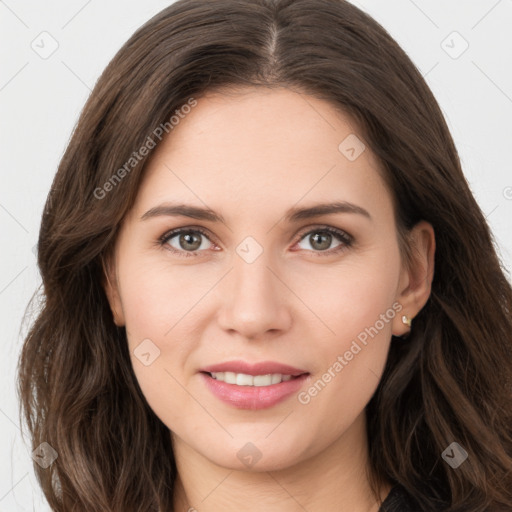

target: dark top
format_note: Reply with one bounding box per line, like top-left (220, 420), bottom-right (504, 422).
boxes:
top-left (379, 484), bottom-right (421, 511)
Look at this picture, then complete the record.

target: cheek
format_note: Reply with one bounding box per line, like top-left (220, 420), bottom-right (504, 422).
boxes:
top-left (291, 248), bottom-right (400, 346)
top-left (119, 278), bottom-right (193, 429)
top-left (117, 259), bottom-right (218, 413)
top-left (119, 258), bottom-right (215, 339)
top-left (292, 250), bottom-right (400, 420)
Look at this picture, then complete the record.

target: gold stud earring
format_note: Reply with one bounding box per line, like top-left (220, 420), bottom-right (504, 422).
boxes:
top-left (401, 315), bottom-right (412, 327)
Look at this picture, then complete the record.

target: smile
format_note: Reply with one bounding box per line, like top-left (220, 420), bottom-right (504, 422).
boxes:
top-left (200, 371), bottom-right (310, 410)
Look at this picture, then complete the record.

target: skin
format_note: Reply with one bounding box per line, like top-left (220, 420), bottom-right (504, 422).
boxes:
top-left (104, 86), bottom-right (435, 512)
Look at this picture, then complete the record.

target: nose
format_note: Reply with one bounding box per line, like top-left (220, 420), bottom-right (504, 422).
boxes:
top-left (216, 250), bottom-right (292, 340)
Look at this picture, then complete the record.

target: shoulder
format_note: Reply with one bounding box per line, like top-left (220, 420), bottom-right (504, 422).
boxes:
top-left (379, 484), bottom-right (422, 512)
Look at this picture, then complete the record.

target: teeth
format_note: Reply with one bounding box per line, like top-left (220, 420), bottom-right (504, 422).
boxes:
top-left (210, 372), bottom-right (294, 386)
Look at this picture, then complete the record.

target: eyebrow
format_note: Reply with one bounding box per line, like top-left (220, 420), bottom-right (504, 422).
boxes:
top-left (140, 201), bottom-right (371, 223)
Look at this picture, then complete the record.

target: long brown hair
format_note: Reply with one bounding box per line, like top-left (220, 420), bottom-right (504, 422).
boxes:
top-left (17, 0), bottom-right (512, 510)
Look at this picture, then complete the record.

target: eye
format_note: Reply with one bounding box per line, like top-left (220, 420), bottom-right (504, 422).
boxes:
top-left (158, 225), bottom-right (353, 258)
top-left (294, 226), bottom-right (353, 255)
top-left (159, 227), bottom-right (216, 258)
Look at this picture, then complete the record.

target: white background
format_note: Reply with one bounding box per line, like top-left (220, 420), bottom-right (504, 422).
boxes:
top-left (1, 0), bottom-right (511, 509)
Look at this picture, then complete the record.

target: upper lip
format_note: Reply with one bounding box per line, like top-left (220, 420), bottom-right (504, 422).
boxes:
top-left (200, 360), bottom-right (308, 377)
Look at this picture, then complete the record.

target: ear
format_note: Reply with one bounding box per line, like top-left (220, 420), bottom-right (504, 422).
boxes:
top-left (392, 220), bottom-right (435, 337)
top-left (101, 253), bottom-right (125, 327)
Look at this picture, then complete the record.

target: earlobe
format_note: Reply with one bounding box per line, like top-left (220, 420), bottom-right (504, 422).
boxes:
top-left (101, 255), bottom-right (125, 327)
top-left (392, 220), bottom-right (436, 338)
top-left (396, 313), bottom-right (413, 339)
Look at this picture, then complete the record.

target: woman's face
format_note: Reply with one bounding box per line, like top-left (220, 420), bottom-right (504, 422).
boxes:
top-left (105, 86), bottom-right (431, 471)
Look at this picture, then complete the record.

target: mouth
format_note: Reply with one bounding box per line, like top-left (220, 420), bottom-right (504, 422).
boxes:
top-left (199, 370), bottom-right (311, 410)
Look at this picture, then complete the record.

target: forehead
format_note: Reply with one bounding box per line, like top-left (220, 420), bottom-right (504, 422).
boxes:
top-left (132, 87), bottom-right (393, 223)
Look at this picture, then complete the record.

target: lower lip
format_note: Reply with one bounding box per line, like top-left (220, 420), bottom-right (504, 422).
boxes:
top-left (200, 372), bottom-right (310, 410)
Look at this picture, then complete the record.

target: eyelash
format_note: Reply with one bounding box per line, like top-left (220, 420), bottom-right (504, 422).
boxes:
top-left (157, 225), bottom-right (353, 258)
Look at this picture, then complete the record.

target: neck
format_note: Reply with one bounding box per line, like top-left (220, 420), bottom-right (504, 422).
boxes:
top-left (171, 411), bottom-right (393, 512)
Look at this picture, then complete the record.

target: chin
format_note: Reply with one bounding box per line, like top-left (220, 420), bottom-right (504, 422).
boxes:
top-left (200, 437), bottom-right (308, 473)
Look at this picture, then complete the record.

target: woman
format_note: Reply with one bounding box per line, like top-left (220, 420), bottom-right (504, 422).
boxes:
top-left (17, 0), bottom-right (512, 511)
